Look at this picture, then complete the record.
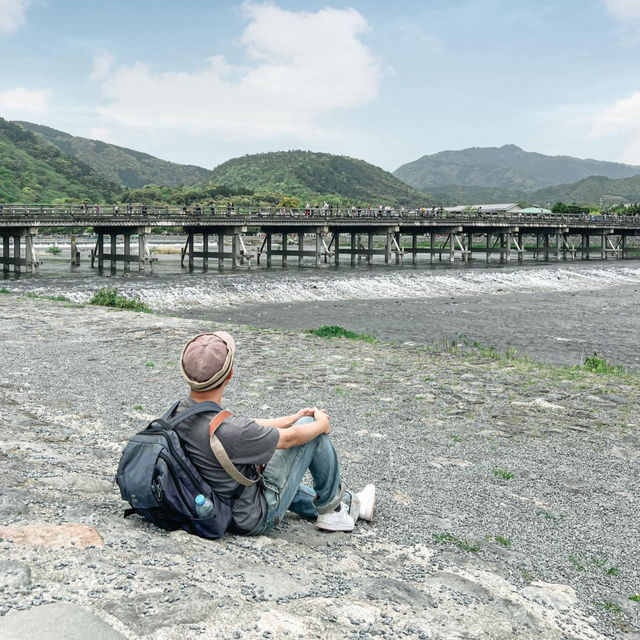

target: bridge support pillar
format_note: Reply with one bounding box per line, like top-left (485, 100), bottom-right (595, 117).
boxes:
top-left (367, 233), bottom-right (373, 265)
top-left (1, 228), bottom-right (40, 274)
top-left (601, 233), bottom-right (607, 260)
top-left (315, 232), bottom-right (322, 267)
top-left (412, 234), bottom-right (418, 264)
top-left (218, 232), bottom-right (225, 269)
top-left (334, 233), bottom-right (340, 266)
top-left (123, 234), bottom-right (131, 273)
top-left (282, 233), bottom-right (288, 267)
top-left (517, 232), bottom-right (524, 262)
top-left (544, 234), bottom-right (550, 261)
top-left (298, 233), bottom-right (304, 267)
top-left (556, 233), bottom-right (562, 261)
top-left (430, 232), bottom-right (435, 264)
top-left (449, 233), bottom-right (455, 262)
top-left (467, 232), bottom-right (473, 261)
top-left (266, 233), bottom-right (272, 267)
top-left (350, 233), bottom-right (356, 266)
top-left (486, 233), bottom-right (491, 263)
top-left (385, 232), bottom-right (392, 264)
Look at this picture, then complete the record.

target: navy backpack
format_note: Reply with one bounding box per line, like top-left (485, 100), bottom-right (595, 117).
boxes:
top-left (116, 401), bottom-right (238, 539)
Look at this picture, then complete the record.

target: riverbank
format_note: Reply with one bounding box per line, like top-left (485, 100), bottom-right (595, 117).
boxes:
top-left (1, 294), bottom-right (639, 639)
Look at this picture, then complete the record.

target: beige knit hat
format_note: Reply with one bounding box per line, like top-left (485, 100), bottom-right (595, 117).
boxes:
top-left (180, 332), bottom-right (235, 392)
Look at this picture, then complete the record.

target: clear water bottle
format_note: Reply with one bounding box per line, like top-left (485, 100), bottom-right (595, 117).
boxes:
top-left (194, 494), bottom-right (214, 518)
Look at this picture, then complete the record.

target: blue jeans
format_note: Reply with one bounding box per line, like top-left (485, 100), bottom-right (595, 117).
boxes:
top-left (248, 417), bottom-right (344, 535)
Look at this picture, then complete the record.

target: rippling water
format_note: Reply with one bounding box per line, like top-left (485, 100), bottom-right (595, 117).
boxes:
top-left (4, 252), bottom-right (639, 370)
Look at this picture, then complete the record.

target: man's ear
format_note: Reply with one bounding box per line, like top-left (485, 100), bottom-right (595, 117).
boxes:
top-left (226, 367), bottom-right (233, 383)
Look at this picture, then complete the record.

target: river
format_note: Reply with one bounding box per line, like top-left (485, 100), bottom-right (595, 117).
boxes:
top-left (3, 242), bottom-right (640, 371)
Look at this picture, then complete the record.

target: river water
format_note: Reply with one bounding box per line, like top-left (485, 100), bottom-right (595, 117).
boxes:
top-left (3, 242), bottom-right (640, 371)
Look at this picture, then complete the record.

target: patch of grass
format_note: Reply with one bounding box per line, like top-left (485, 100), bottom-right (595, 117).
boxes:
top-left (146, 361), bottom-right (155, 368)
top-left (308, 325), bottom-right (375, 342)
top-left (24, 292), bottom-right (70, 302)
top-left (89, 287), bottom-right (151, 313)
top-left (517, 566), bottom-right (536, 582)
top-left (433, 533), bottom-right (480, 553)
top-left (582, 352), bottom-right (625, 375)
top-left (47, 294), bottom-right (69, 302)
top-left (629, 594), bottom-right (640, 602)
top-left (537, 509), bottom-right (564, 521)
top-left (46, 245), bottom-right (62, 255)
top-left (133, 405), bottom-right (143, 411)
top-left (0, 288), bottom-right (10, 293)
top-left (494, 536), bottom-right (511, 547)
top-left (493, 468), bottom-right (515, 480)
top-left (570, 554), bottom-right (619, 576)
top-left (451, 434), bottom-right (462, 443)
top-left (597, 601), bottom-right (623, 614)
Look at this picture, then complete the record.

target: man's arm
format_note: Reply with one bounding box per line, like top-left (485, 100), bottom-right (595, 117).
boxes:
top-left (276, 408), bottom-right (330, 449)
top-left (254, 407), bottom-right (316, 429)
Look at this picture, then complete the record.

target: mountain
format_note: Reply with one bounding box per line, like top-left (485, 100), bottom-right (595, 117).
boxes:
top-left (529, 174), bottom-right (640, 206)
top-left (204, 150), bottom-right (430, 205)
top-left (427, 184), bottom-right (524, 206)
top-left (0, 118), bottom-right (120, 202)
top-left (15, 121), bottom-right (210, 189)
top-left (394, 144), bottom-right (640, 192)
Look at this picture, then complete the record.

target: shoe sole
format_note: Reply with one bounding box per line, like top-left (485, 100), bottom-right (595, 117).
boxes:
top-left (315, 523), bottom-right (355, 532)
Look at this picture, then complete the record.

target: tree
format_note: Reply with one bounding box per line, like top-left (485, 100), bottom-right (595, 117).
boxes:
top-left (551, 201), bottom-right (568, 213)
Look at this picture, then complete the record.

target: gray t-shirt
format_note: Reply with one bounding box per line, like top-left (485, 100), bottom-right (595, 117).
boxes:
top-left (174, 397), bottom-right (279, 533)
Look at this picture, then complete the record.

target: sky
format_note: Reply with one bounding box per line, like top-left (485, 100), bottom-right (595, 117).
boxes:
top-left (1, 0), bottom-right (640, 172)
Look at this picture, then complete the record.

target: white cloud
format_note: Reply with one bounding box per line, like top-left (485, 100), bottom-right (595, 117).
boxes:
top-left (589, 91), bottom-right (640, 163)
top-left (88, 50), bottom-right (115, 83)
top-left (0, 87), bottom-right (50, 116)
top-left (0, 0), bottom-right (30, 36)
top-left (602, 0), bottom-right (640, 23)
top-left (96, 2), bottom-right (381, 139)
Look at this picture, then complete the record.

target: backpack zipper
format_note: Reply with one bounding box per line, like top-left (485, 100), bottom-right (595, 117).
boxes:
top-left (158, 451), bottom-right (197, 517)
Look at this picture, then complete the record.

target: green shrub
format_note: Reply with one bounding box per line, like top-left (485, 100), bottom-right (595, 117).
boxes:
top-left (0, 288), bottom-right (10, 294)
top-left (493, 468), bottom-right (515, 480)
top-left (308, 325), bottom-right (375, 342)
top-left (89, 287), bottom-right (151, 313)
top-left (46, 246), bottom-right (62, 255)
top-left (582, 352), bottom-right (624, 374)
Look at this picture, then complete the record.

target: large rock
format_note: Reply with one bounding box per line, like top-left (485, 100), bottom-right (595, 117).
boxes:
top-left (0, 523), bottom-right (104, 548)
top-left (0, 603), bottom-right (126, 640)
top-left (521, 581), bottom-right (578, 611)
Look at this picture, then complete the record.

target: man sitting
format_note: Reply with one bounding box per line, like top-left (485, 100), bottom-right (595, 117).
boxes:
top-left (174, 332), bottom-right (375, 535)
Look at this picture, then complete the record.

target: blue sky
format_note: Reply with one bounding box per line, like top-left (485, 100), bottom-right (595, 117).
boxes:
top-left (1, 0), bottom-right (640, 172)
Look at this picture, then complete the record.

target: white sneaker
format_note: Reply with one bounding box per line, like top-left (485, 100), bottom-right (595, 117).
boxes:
top-left (354, 484), bottom-right (375, 522)
top-left (316, 502), bottom-right (355, 532)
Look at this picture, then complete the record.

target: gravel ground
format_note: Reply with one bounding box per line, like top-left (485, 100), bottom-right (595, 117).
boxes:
top-left (0, 294), bottom-right (639, 639)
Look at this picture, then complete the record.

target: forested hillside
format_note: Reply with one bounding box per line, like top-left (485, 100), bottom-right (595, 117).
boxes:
top-left (529, 174), bottom-right (640, 205)
top-left (204, 150), bottom-right (430, 206)
top-left (15, 121), bottom-right (211, 188)
top-left (0, 118), bottom-right (120, 202)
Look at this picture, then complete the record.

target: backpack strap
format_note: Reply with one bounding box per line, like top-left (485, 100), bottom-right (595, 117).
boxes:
top-left (209, 411), bottom-right (259, 487)
top-left (165, 400), bottom-right (222, 427)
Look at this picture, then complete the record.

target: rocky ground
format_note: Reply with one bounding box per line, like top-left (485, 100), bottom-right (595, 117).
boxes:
top-left (0, 294), bottom-right (639, 640)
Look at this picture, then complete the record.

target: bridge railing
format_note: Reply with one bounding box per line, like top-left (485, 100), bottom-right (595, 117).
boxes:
top-left (1, 204), bottom-right (640, 227)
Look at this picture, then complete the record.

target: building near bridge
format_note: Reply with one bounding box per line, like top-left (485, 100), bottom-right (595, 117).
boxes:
top-left (518, 207), bottom-right (552, 215)
top-left (444, 203), bottom-right (522, 215)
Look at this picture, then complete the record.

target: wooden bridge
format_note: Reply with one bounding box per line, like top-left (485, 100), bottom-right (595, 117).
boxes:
top-left (1, 204), bottom-right (639, 274)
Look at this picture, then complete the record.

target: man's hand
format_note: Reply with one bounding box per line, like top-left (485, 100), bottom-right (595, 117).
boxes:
top-left (276, 407), bottom-right (331, 449)
top-left (313, 407), bottom-right (330, 433)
